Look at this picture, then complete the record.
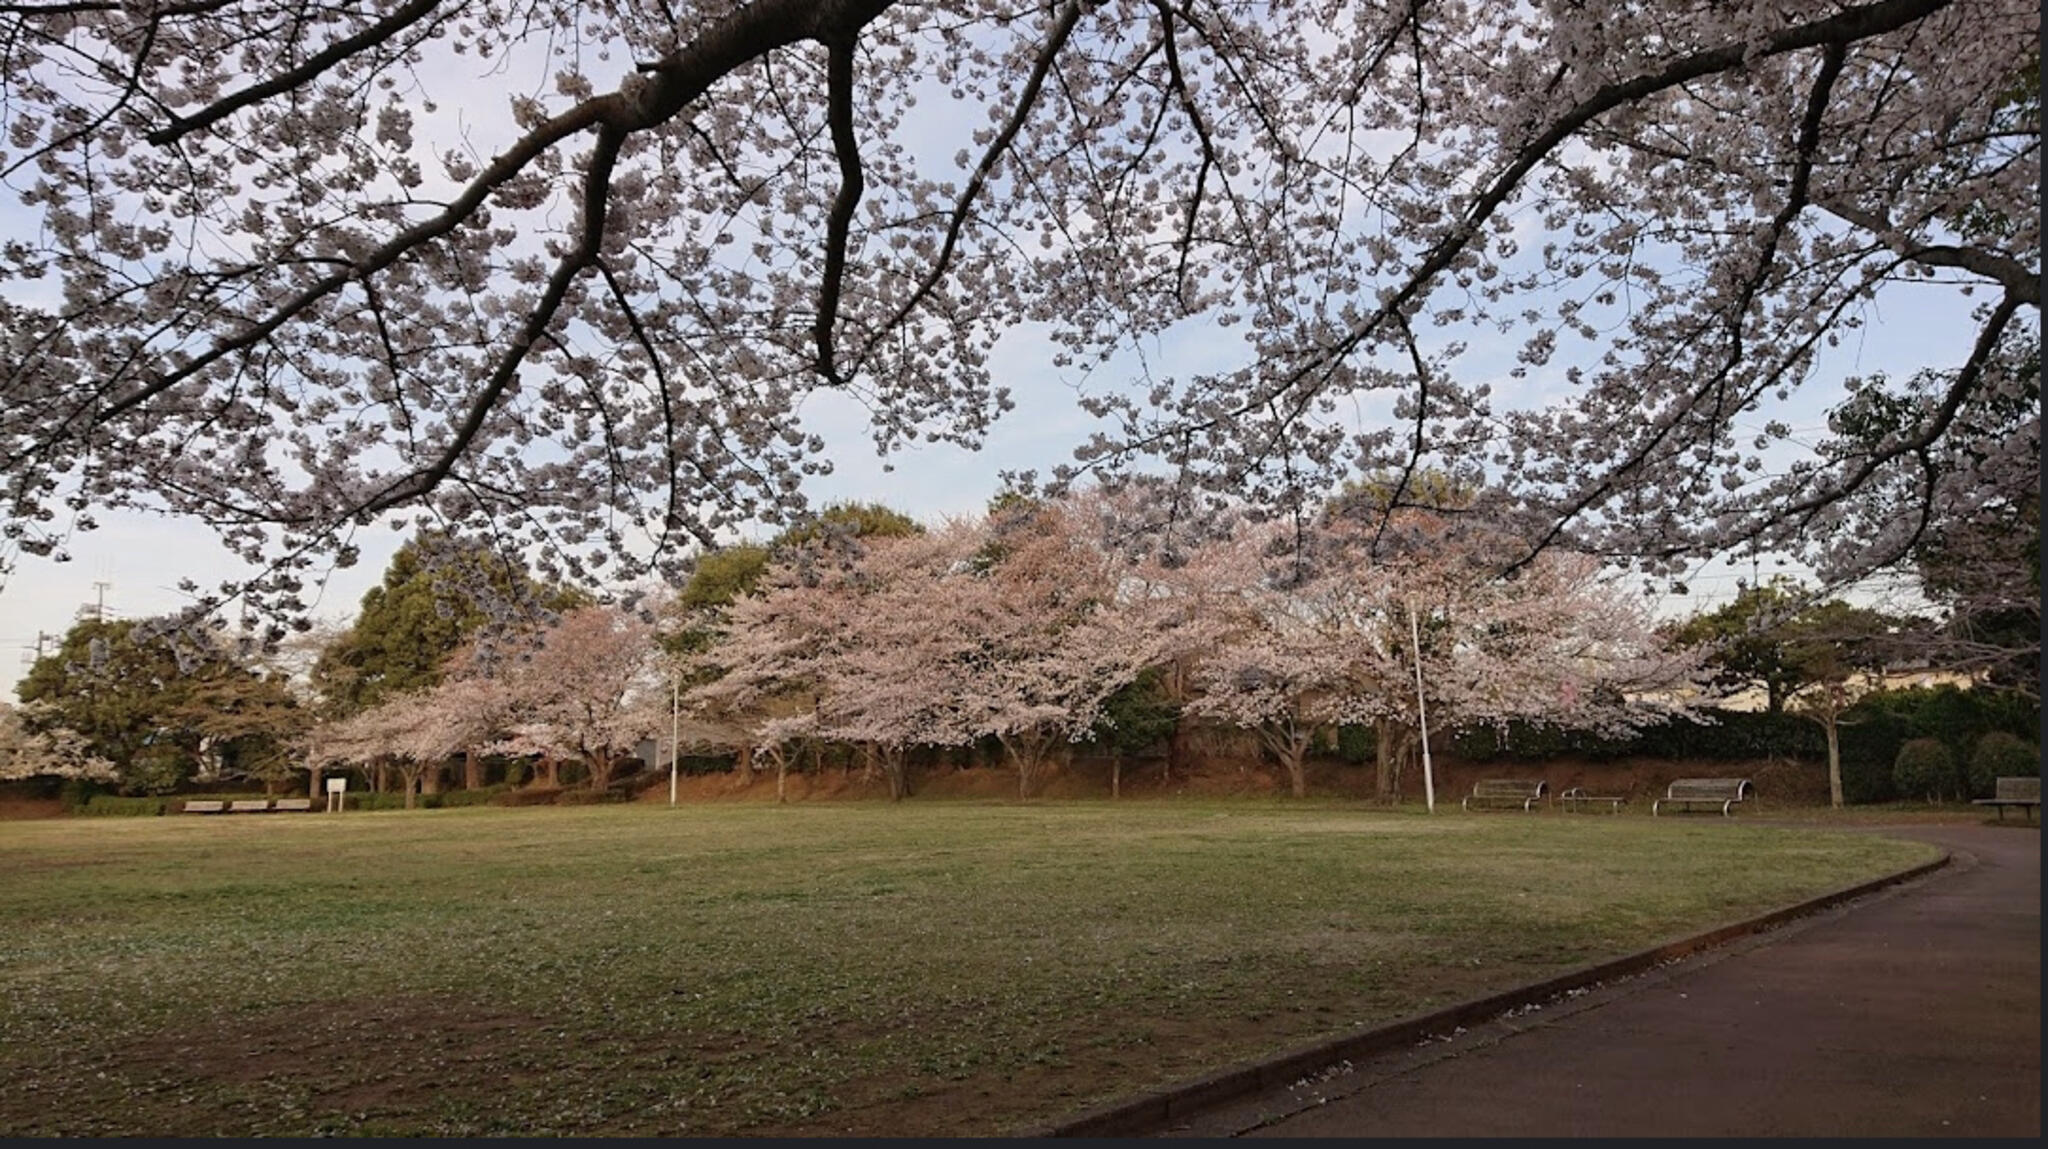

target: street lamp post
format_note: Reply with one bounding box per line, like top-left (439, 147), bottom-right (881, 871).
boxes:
top-left (669, 672), bottom-right (680, 808)
top-left (1407, 597), bottom-right (1436, 813)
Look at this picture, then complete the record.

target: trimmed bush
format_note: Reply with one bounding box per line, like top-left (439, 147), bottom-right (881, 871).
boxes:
top-left (436, 785), bottom-right (510, 808)
top-left (58, 777), bottom-right (101, 811)
top-left (558, 786), bottom-right (631, 805)
top-left (337, 791), bottom-right (420, 811)
top-left (76, 796), bottom-right (170, 817)
top-left (1893, 738), bottom-right (1956, 802)
top-left (1968, 733), bottom-right (2039, 799)
top-left (491, 787), bottom-right (564, 807)
top-left (1450, 709), bottom-right (1822, 764)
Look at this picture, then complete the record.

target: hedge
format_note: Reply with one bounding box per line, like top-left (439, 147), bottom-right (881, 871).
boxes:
top-left (75, 796), bottom-right (172, 817)
top-left (1968, 733), bottom-right (2039, 799)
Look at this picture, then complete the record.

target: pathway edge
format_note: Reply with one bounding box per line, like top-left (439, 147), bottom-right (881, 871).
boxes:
top-left (1020, 848), bottom-right (1953, 1138)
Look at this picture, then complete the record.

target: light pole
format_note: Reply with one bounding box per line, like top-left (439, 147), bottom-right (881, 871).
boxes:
top-left (1407, 597), bottom-right (1436, 813)
top-left (669, 672), bottom-right (680, 808)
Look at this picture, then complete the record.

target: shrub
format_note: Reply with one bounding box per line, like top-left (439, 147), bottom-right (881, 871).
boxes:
top-left (340, 791), bottom-right (418, 811)
top-left (1967, 733), bottom-right (2039, 799)
top-left (1893, 738), bottom-right (1956, 802)
top-left (76, 795), bottom-right (170, 817)
top-left (558, 786), bottom-right (631, 806)
top-left (436, 786), bottom-right (509, 808)
top-left (491, 787), bottom-right (563, 807)
top-left (58, 777), bottom-right (101, 811)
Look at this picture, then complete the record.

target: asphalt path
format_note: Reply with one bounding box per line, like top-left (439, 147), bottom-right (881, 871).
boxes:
top-left (1157, 821), bottom-right (2040, 1139)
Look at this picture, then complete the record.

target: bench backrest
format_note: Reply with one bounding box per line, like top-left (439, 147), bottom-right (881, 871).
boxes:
top-left (1472, 779), bottom-right (1547, 797)
top-left (273, 798), bottom-right (314, 811)
top-left (1665, 778), bottom-right (1753, 802)
top-left (1993, 776), bottom-right (2040, 802)
top-left (228, 799), bottom-right (272, 812)
top-left (181, 800), bottom-right (225, 812)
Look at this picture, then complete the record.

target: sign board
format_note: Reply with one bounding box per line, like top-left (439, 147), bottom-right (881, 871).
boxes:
top-left (325, 777), bottom-right (348, 793)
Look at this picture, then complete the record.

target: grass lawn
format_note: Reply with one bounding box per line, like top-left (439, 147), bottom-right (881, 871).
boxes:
top-left (0, 800), bottom-right (1939, 1136)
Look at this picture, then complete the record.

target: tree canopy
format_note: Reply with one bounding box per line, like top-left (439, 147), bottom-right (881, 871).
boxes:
top-left (16, 616), bottom-right (300, 793)
top-left (0, 0), bottom-right (2035, 628)
top-left (311, 531), bottom-right (583, 714)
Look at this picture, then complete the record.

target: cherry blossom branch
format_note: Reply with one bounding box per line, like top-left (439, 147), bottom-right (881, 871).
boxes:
top-left (860, 0), bottom-right (1084, 363)
top-left (1778, 293), bottom-right (2024, 532)
top-left (1815, 199), bottom-right (2040, 305)
top-left (1176, 0), bottom-right (1961, 445)
top-left (362, 125), bottom-right (625, 513)
top-left (813, 39), bottom-right (864, 386)
top-left (145, 0), bottom-right (446, 146)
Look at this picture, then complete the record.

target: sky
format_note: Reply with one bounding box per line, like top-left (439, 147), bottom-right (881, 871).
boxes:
top-left (0, 14), bottom-right (2007, 701)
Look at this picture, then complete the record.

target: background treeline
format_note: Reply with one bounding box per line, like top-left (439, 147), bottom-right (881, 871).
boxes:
top-left (5, 483), bottom-right (2035, 811)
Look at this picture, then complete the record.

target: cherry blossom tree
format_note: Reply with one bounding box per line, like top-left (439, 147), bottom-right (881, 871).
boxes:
top-left (688, 523), bottom-right (991, 800)
top-left (0, 1), bottom-right (2031, 631)
top-left (947, 497), bottom-right (1185, 797)
top-left (491, 603), bottom-right (659, 791)
top-left (688, 496), bottom-right (1183, 798)
top-left (0, 700), bottom-right (116, 783)
top-left (1187, 515), bottom-right (1699, 798)
top-left (308, 688), bottom-right (452, 808)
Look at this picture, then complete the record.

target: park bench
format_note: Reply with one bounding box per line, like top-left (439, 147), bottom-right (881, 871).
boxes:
top-left (180, 800), bottom-right (226, 814)
top-left (272, 798), bottom-right (314, 812)
top-left (1972, 776), bottom-right (2040, 823)
top-left (227, 799), bottom-right (272, 813)
top-left (1653, 777), bottom-right (1754, 817)
top-left (1558, 787), bottom-right (1626, 814)
top-left (1463, 778), bottom-right (1548, 811)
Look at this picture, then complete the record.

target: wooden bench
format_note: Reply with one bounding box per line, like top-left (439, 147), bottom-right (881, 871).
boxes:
top-left (1559, 787), bottom-right (1626, 814)
top-left (1653, 778), bottom-right (1754, 817)
top-left (1463, 779), bottom-right (1548, 811)
top-left (227, 799), bottom-right (272, 813)
top-left (180, 800), bottom-right (227, 814)
top-left (1973, 776), bottom-right (2040, 823)
top-left (272, 798), bottom-right (314, 812)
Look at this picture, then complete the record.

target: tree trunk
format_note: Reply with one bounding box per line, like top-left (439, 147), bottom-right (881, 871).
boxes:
top-left (589, 749), bottom-right (614, 791)
top-left (463, 749), bottom-right (483, 790)
top-left (371, 759), bottom-right (388, 793)
top-left (775, 751), bottom-right (788, 804)
top-left (535, 754), bottom-right (558, 789)
top-left (1259, 724), bottom-right (1310, 797)
top-left (1282, 745), bottom-right (1307, 797)
top-left (1162, 659), bottom-right (1190, 782)
top-left (1374, 722), bottom-right (1416, 804)
top-left (1111, 757), bottom-right (1121, 799)
top-left (1002, 732), bottom-right (1049, 799)
top-left (879, 746), bottom-right (910, 801)
top-left (422, 759), bottom-right (443, 795)
top-left (308, 762), bottom-right (323, 800)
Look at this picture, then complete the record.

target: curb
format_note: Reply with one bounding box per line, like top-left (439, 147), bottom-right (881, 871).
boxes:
top-left (1022, 849), bottom-right (1953, 1137)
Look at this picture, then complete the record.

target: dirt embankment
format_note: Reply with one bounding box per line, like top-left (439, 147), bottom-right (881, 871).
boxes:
top-left (634, 751), bottom-right (1833, 806)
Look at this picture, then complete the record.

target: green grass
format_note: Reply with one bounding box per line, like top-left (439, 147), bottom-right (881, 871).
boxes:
top-left (0, 801), bottom-right (1938, 1136)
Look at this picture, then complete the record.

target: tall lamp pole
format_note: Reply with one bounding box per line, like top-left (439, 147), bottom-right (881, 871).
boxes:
top-left (1407, 597), bottom-right (1436, 813)
top-left (669, 672), bottom-right (680, 808)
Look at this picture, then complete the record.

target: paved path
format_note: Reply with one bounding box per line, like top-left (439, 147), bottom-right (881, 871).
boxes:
top-left (1162, 823), bottom-right (2039, 1139)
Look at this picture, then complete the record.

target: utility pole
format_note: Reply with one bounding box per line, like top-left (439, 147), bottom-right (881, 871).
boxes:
top-left (22, 630), bottom-right (55, 669)
top-left (669, 672), bottom-right (680, 808)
